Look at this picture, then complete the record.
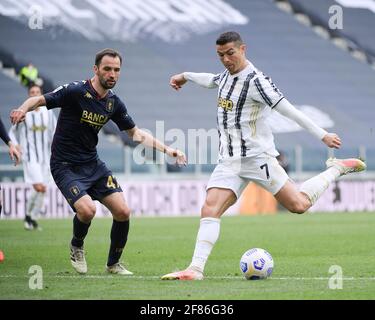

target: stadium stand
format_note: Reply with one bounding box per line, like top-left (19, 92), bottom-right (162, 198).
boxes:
top-left (287, 0), bottom-right (375, 64)
top-left (0, 0), bottom-right (374, 175)
top-left (0, 72), bottom-right (26, 119)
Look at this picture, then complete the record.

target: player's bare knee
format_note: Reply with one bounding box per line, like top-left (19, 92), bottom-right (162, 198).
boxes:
top-left (288, 200), bottom-right (308, 214)
top-left (201, 203), bottom-right (219, 218)
top-left (112, 206), bottom-right (131, 221)
top-left (75, 202), bottom-right (96, 222)
top-left (77, 208), bottom-right (96, 222)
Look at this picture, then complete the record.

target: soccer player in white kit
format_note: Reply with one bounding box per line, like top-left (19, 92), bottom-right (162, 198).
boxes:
top-left (9, 85), bottom-right (57, 230)
top-left (161, 31), bottom-right (366, 280)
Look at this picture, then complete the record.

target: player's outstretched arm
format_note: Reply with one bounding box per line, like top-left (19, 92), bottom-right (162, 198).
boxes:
top-left (10, 95), bottom-right (46, 125)
top-left (126, 127), bottom-right (187, 166)
top-left (274, 98), bottom-right (341, 149)
top-left (170, 72), bottom-right (219, 90)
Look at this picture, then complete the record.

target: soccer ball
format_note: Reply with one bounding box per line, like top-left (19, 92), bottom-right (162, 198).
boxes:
top-left (239, 248), bottom-right (274, 280)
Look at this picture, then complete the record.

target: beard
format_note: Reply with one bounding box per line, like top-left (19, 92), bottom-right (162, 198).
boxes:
top-left (99, 76), bottom-right (116, 89)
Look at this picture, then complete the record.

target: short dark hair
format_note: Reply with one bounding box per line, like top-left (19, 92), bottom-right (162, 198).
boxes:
top-left (95, 48), bottom-right (122, 67)
top-left (28, 84), bottom-right (42, 93)
top-left (216, 31), bottom-right (243, 46)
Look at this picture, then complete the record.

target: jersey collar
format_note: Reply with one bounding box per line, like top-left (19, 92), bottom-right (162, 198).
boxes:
top-left (228, 61), bottom-right (254, 78)
top-left (88, 79), bottom-right (113, 100)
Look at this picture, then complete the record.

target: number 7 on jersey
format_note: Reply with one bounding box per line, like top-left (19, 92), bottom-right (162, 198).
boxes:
top-left (260, 163), bottom-right (270, 179)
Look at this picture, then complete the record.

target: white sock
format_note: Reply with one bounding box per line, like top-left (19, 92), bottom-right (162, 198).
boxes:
top-left (189, 217), bottom-right (221, 273)
top-left (27, 190), bottom-right (39, 218)
top-left (29, 192), bottom-right (45, 218)
top-left (300, 166), bottom-right (341, 205)
top-left (34, 192), bottom-right (45, 217)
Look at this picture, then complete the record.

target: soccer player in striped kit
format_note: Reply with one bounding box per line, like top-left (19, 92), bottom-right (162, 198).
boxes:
top-left (9, 84), bottom-right (57, 230)
top-left (162, 31), bottom-right (366, 280)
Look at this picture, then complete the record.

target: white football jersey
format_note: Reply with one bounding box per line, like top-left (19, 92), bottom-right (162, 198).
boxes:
top-left (9, 107), bottom-right (57, 164)
top-left (185, 61), bottom-right (284, 161)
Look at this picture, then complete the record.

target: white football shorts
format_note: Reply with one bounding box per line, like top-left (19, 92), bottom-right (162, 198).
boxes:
top-left (207, 153), bottom-right (289, 199)
top-left (23, 162), bottom-right (53, 184)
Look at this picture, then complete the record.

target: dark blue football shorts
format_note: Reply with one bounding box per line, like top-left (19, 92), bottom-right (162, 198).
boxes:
top-left (50, 159), bottom-right (122, 211)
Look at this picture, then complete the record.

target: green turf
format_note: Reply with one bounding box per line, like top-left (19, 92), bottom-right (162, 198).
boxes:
top-left (0, 212), bottom-right (374, 300)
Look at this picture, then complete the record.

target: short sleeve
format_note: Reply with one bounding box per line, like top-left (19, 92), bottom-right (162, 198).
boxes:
top-left (249, 74), bottom-right (284, 108)
top-left (44, 82), bottom-right (78, 110)
top-left (111, 99), bottom-right (136, 131)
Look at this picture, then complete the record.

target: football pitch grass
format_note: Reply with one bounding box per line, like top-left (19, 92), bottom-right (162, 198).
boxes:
top-left (0, 212), bottom-right (374, 300)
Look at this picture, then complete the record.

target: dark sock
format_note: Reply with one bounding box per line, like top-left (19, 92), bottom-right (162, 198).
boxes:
top-left (71, 214), bottom-right (91, 248)
top-left (25, 215), bottom-right (32, 223)
top-left (107, 219), bottom-right (129, 266)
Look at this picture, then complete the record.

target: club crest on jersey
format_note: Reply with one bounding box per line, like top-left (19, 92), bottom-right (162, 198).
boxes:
top-left (105, 98), bottom-right (114, 112)
top-left (84, 91), bottom-right (93, 99)
top-left (70, 186), bottom-right (80, 196)
top-left (218, 97), bottom-right (234, 111)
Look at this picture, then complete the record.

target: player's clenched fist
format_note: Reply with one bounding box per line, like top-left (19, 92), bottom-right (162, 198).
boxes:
top-left (169, 73), bottom-right (187, 91)
top-left (165, 147), bottom-right (187, 166)
top-left (174, 149), bottom-right (187, 167)
top-left (10, 109), bottom-right (26, 125)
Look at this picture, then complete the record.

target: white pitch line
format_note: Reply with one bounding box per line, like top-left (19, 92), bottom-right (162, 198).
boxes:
top-left (1, 274), bottom-right (375, 281)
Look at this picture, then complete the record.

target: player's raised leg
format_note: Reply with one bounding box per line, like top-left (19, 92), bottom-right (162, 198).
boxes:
top-left (70, 195), bottom-right (96, 274)
top-left (161, 188), bottom-right (237, 280)
top-left (275, 157), bottom-right (366, 213)
top-left (101, 192), bottom-right (133, 275)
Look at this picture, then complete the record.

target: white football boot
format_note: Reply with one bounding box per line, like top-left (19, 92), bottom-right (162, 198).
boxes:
top-left (70, 244), bottom-right (87, 274)
top-left (106, 262), bottom-right (133, 275)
